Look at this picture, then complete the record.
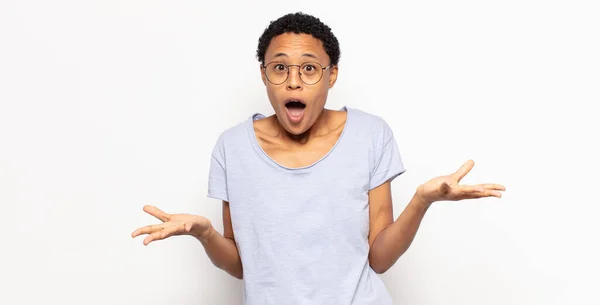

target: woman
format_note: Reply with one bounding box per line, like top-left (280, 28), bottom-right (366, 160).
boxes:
top-left (131, 12), bottom-right (505, 305)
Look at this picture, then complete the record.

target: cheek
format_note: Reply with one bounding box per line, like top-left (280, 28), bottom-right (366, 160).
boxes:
top-left (312, 85), bottom-right (330, 105)
top-left (265, 86), bottom-right (278, 104)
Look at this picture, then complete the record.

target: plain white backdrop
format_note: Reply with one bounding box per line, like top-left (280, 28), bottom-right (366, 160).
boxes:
top-left (1, 0), bottom-right (599, 304)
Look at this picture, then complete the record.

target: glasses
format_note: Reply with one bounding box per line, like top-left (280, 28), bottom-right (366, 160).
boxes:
top-left (262, 61), bottom-right (333, 85)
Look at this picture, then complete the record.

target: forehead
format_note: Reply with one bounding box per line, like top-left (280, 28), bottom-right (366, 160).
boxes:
top-left (265, 33), bottom-right (328, 62)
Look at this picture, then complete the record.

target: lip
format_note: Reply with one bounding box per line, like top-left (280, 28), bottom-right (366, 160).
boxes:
top-left (283, 97), bottom-right (306, 124)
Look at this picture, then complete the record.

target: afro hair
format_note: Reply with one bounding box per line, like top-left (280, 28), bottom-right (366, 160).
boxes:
top-left (256, 12), bottom-right (341, 66)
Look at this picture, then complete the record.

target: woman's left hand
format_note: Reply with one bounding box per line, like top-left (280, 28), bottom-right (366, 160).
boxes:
top-left (416, 160), bottom-right (506, 207)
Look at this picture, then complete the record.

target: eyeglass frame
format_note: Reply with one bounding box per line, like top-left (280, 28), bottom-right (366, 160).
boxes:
top-left (261, 61), bottom-right (334, 85)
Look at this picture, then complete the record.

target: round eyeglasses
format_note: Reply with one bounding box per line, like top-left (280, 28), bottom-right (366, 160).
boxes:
top-left (262, 62), bottom-right (333, 85)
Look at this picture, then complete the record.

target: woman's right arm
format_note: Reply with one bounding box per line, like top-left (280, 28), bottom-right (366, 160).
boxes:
top-left (131, 202), bottom-right (243, 279)
top-left (195, 201), bottom-right (243, 279)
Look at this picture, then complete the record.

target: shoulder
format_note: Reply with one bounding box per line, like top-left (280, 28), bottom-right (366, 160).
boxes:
top-left (211, 115), bottom-right (253, 158)
top-left (348, 107), bottom-right (391, 128)
top-left (347, 107), bottom-right (396, 142)
top-left (346, 108), bottom-right (406, 183)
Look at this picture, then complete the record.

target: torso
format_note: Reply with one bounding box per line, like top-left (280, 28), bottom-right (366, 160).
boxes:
top-left (253, 109), bottom-right (347, 168)
top-left (207, 107), bottom-right (400, 305)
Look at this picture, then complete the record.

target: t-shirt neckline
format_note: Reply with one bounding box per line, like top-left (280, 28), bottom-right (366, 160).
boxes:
top-left (247, 106), bottom-right (351, 171)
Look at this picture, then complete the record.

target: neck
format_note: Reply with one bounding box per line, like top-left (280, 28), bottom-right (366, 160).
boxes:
top-left (280, 108), bottom-right (332, 144)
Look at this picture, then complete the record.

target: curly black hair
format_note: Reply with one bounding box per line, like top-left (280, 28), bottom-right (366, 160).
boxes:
top-left (256, 12), bottom-right (341, 66)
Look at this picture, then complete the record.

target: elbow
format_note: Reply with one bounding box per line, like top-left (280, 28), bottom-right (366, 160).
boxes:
top-left (372, 263), bottom-right (391, 274)
top-left (227, 266), bottom-right (244, 280)
top-left (230, 263), bottom-right (244, 280)
top-left (233, 267), bottom-right (244, 279)
top-left (369, 257), bottom-right (392, 274)
top-left (215, 262), bottom-right (243, 280)
top-left (223, 267), bottom-right (243, 280)
top-left (369, 252), bottom-right (401, 274)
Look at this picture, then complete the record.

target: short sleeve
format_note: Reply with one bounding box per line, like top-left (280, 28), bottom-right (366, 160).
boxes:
top-left (369, 120), bottom-right (406, 190)
top-left (207, 135), bottom-right (228, 202)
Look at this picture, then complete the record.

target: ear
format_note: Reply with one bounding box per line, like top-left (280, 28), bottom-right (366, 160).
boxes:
top-left (260, 64), bottom-right (267, 86)
top-left (328, 65), bottom-right (339, 88)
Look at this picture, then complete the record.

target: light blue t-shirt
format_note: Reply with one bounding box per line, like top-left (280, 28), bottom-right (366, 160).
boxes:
top-left (207, 107), bottom-right (406, 305)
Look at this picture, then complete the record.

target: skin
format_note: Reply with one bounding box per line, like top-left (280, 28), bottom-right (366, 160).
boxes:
top-left (131, 32), bottom-right (506, 279)
top-left (254, 33), bottom-right (345, 168)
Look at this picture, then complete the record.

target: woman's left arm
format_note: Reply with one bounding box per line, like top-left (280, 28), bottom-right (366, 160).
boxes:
top-left (367, 160), bottom-right (506, 274)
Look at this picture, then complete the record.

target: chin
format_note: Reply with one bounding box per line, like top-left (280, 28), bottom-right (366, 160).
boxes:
top-left (274, 113), bottom-right (307, 136)
top-left (287, 125), bottom-right (310, 136)
top-left (279, 118), bottom-right (308, 135)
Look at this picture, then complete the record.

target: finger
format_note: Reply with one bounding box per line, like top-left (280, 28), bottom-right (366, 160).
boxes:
top-left (143, 224), bottom-right (182, 245)
top-left (471, 190), bottom-right (503, 199)
top-left (452, 160), bottom-right (475, 182)
top-left (131, 223), bottom-right (165, 238)
top-left (479, 184), bottom-right (506, 191)
top-left (456, 189), bottom-right (503, 200)
top-left (143, 205), bottom-right (170, 222)
top-left (455, 183), bottom-right (506, 193)
top-left (455, 184), bottom-right (506, 195)
top-left (448, 184), bottom-right (493, 200)
top-left (488, 190), bottom-right (503, 198)
top-left (454, 184), bottom-right (486, 194)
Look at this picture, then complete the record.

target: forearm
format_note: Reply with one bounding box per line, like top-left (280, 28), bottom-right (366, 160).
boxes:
top-left (369, 192), bottom-right (430, 273)
top-left (193, 225), bottom-right (243, 279)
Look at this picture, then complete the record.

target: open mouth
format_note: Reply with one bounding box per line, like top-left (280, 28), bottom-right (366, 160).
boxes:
top-left (284, 99), bottom-right (306, 123)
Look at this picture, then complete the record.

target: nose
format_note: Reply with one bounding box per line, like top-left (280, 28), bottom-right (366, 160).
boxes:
top-left (286, 66), bottom-right (302, 90)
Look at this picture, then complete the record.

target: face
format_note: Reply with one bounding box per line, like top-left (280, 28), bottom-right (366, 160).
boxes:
top-left (261, 33), bottom-right (338, 135)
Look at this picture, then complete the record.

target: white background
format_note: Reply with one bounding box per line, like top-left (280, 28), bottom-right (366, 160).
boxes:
top-left (1, 0), bottom-right (599, 304)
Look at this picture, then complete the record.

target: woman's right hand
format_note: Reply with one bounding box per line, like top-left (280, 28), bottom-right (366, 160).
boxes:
top-left (131, 205), bottom-right (213, 245)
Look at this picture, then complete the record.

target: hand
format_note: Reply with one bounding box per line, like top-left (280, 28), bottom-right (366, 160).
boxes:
top-left (131, 205), bottom-right (212, 245)
top-left (416, 160), bottom-right (506, 207)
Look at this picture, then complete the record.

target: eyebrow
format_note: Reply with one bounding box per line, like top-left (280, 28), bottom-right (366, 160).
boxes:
top-left (271, 52), bottom-right (319, 60)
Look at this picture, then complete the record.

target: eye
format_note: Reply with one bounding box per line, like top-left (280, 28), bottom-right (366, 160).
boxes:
top-left (303, 65), bottom-right (315, 72)
top-left (274, 64), bottom-right (286, 71)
